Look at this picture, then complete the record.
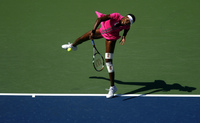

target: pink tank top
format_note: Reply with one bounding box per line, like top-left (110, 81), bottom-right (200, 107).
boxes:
top-left (95, 11), bottom-right (130, 41)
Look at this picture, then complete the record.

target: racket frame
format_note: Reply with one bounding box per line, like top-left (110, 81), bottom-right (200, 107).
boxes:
top-left (91, 40), bottom-right (105, 72)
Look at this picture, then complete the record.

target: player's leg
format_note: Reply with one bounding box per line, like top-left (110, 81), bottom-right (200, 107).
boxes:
top-left (72, 28), bottom-right (103, 47)
top-left (105, 40), bottom-right (117, 98)
top-left (61, 28), bottom-right (103, 51)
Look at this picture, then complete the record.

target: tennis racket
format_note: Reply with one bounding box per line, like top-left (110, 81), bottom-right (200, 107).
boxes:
top-left (91, 39), bottom-right (104, 72)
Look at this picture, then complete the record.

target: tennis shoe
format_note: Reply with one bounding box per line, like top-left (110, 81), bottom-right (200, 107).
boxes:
top-left (61, 42), bottom-right (77, 51)
top-left (106, 86), bottom-right (117, 99)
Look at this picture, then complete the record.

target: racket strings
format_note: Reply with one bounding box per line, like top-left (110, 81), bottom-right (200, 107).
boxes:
top-left (93, 54), bottom-right (104, 71)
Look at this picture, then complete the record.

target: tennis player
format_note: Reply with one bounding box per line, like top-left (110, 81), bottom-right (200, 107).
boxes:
top-left (62, 11), bottom-right (135, 98)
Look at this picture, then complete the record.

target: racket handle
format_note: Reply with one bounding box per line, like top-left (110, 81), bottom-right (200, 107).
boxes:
top-left (91, 39), bottom-right (95, 46)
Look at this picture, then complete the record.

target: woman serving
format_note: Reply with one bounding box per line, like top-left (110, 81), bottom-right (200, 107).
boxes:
top-left (62, 11), bottom-right (135, 98)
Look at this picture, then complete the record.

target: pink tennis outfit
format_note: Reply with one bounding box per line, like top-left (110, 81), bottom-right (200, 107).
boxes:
top-left (95, 11), bottom-right (130, 41)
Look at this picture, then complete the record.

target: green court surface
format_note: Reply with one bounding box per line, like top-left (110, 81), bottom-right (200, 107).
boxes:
top-left (0, 0), bottom-right (200, 95)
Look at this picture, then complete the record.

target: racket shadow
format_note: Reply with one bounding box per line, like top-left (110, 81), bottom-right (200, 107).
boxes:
top-left (89, 76), bottom-right (196, 100)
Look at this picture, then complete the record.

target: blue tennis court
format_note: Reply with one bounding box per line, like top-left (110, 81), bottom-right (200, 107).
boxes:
top-left (0, 95), bottom-right (199, 123)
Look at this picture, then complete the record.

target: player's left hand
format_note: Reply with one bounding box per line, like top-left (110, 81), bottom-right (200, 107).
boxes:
top-left (120, 38), bottom-right (125, 45)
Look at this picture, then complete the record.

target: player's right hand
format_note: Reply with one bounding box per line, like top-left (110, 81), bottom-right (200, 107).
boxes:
top-left (89, 31), bottom-right (94, 40)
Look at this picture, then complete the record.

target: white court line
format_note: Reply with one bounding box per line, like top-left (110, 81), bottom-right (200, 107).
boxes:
top-left (0, 93), bottom-right (200, 98)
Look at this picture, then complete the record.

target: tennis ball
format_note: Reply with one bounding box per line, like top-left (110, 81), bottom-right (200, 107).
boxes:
top-left (67, 48), bottom-right (72, 52)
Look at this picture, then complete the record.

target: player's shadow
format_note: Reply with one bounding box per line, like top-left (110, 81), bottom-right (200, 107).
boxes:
top-left (89, 76), bottom-right (196, 100)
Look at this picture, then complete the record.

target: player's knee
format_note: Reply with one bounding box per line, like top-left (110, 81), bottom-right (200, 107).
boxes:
top-left (105, 53), bottom-right (113, 60)
top-left (105, 53), bottom-right (114, 73)
top-left (106, 62), bottom-right (114, 73)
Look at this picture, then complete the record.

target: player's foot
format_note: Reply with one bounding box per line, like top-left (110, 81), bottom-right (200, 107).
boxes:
top-left (61, 42), bottom-right (77, 51)
top-left (106, 86), bottom-right (117, 99)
